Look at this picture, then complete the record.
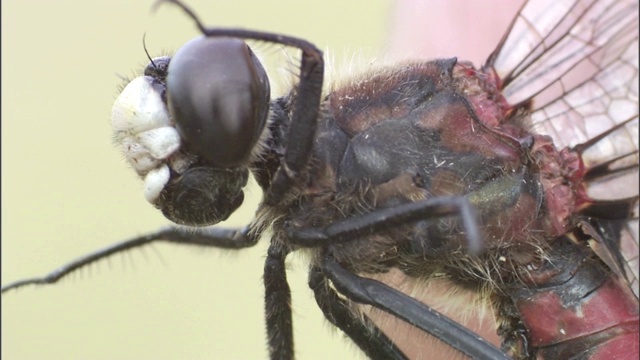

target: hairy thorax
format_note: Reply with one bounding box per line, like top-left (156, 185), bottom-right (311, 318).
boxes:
top-left (261, 59), bottom-right (583, 290)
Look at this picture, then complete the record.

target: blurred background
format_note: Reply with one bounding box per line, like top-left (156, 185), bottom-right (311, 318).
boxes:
top-left (2, 1), bottom-right (521, 359)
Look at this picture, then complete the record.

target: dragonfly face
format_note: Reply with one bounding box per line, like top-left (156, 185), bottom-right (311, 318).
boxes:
top-left (4, 0), bottom-right (637, 359)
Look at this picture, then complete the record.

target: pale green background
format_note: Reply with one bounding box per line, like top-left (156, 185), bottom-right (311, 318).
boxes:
top-left (2, 1), bottom-right (390, 359)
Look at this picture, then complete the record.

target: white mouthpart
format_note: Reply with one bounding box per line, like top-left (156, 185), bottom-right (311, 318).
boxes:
top-left (112, 77), bottom-right (172, 136)
top-left (112, 76), bottom-right (190, 203)
top-left (143, 165), bottom-right (171, 203)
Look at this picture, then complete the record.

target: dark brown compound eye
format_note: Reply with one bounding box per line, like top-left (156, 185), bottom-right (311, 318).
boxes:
top-left (166, 36), bottom-right (270, 168)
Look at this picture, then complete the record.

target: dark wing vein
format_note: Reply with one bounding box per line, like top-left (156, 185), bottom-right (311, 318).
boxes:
top-left (487, 0), bottom-right (639, 296)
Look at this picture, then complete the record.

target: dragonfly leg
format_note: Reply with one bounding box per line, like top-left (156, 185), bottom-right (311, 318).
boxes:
top-left (320, 252), bottom-right (510, 360)
top-left (263, 242), bottom-right (293, 360)
top-left (1, 226), bottom-right (257, 293)
top-left (309, 266), bottom-right (409, 360)
top-left (287, 195), bottom-right (482, 253)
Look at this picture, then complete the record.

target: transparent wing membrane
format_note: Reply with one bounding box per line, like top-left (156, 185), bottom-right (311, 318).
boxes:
top-left (488, 0), bottom-right (639, 296)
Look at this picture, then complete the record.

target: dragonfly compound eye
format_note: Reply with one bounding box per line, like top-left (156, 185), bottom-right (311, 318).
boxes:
top-left (166, 36), bottom-right (271, 168)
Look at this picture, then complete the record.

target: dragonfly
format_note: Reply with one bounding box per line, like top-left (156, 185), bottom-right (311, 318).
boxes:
top-left (2, 0), bottom-right (637, 360)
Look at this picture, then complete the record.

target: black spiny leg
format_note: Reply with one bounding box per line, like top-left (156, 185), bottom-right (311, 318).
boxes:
top-left (1, 226), bottom-right (257, 293)
top-left (159, 0), bottom-right (325, 206)
top-left (264, 243), bottom-right (293, 360)
top-left (309, 267), bottom-right (409, 360)
top-left (288, 195), bottom-right (483, 253)
top-left (282, 195), bottom-right (504, 357)
top-left (265, 49), bottom-right (324, 204)
top-left (321, 252), bottom-right (510, 360)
